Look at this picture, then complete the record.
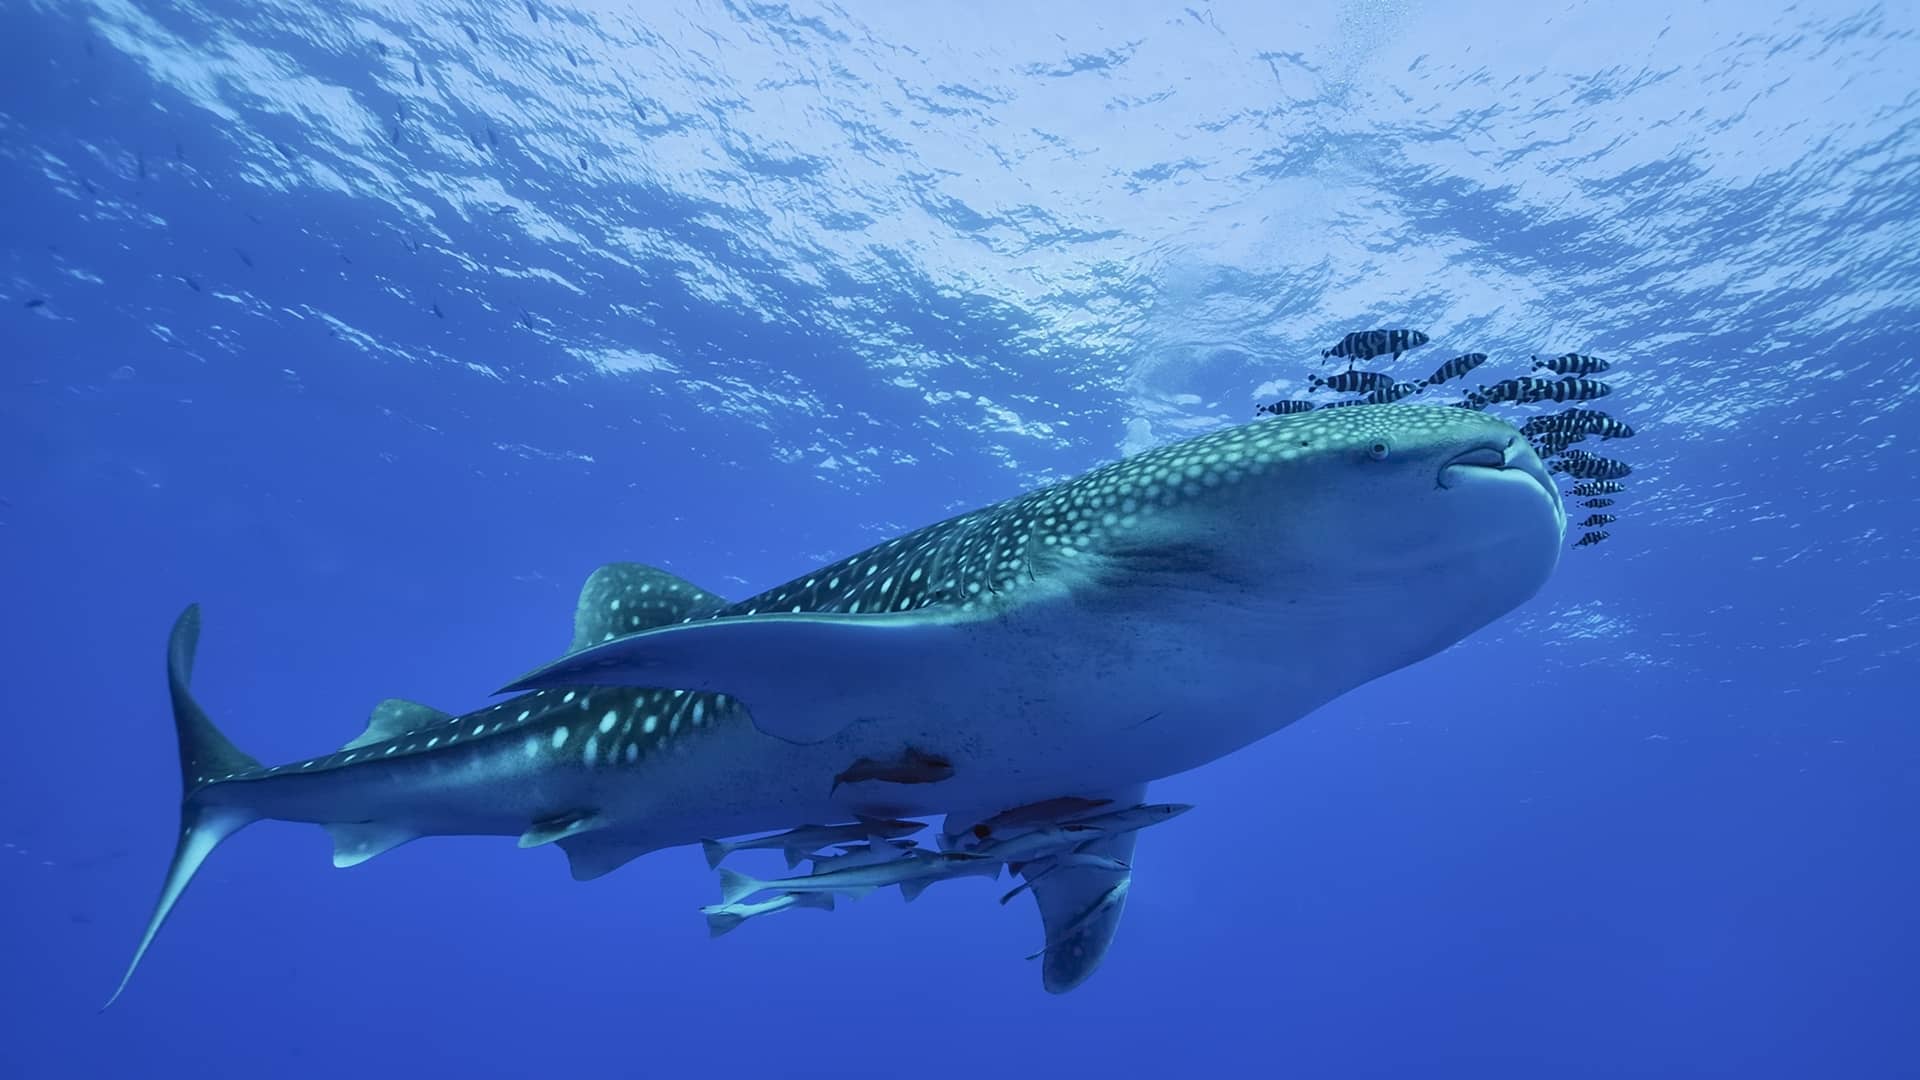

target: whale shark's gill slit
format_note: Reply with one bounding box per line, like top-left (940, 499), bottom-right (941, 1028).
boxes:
top-left (1098, 540), bottom-right (1223, 577)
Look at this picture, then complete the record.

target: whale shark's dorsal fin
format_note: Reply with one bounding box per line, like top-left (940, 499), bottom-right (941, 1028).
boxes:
top-left (570, 562), bottom-right (729, 652)
top-left (342, 699), bottom-right (450, 752)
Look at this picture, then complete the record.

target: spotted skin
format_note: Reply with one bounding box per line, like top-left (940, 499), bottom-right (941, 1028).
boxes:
top-left (191, 562), bottom-right (739, 792)
top-left (195, 683), bottom-right (743, 797)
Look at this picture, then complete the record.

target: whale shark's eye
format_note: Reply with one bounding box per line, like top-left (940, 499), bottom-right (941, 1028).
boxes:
top-left (1367, 439), bottom-right (1392, 461)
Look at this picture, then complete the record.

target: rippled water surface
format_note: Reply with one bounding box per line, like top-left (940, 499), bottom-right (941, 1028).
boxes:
top-left (2, 2), bottom-right (1916, 1077)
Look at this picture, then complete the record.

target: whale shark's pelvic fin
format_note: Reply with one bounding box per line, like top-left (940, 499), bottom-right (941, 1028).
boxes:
top-left (325, 823), bottom-right (422, 868)
top-left (556, 833), bottom-right (654, 882)
top-left (1021, 785), bottom-right (1146, 994)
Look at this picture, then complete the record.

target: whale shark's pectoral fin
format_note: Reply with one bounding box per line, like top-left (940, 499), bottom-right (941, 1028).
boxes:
top-left (498, 612), bottom-right (968, 745)
top-left (1017, 785), bottom-right (1146, 994)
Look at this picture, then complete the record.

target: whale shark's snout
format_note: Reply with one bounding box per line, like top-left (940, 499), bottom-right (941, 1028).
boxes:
top-left (1439, 433), bottom-right (1563, 518)
top-left (1167, 405), bottom-right (1565, 691)
top-left (1439, 440), bottom-right (1511, 474)
top-left (1435, 432), bottom-right (1566, 540)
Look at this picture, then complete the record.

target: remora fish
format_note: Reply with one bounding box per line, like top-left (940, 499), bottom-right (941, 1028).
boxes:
top-left (971, 824), bottom-right (1104, 863)
top-left (717, 850), bottom-right (1000, 904)
top-left (972, 797), bottom-right (1114, 836)
top-left (808, 839), bottom-right (920, 873)
top-left (113, 404), bottom-right (1566, 1002)
top-left (998, 853), bottom-right (1133, 905)
top-left (701, 817), bottom-right (924, 870)
top-left (950, 800), bottom-right (1191, 855)
top-left (941, 795), bottom-right (1115, 851)
top-left (1060, 802), bottom-right (1193, 835)
top-left (701, 891), bottom-right (835, 937)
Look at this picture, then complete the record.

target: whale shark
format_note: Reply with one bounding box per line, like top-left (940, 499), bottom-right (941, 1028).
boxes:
top-left (108, 403), bottom-right (1566, 1005)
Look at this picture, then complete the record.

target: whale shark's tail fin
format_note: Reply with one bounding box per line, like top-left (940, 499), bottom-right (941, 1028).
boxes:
top-left (104, 605), bottom-right (263, 1010)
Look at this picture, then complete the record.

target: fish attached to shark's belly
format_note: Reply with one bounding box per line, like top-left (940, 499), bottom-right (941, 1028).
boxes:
top-left (108, 404), bottom-right (1565, 1006)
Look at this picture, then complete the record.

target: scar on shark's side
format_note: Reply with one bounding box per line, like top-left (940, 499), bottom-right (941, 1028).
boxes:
top-left (830, 746), bottom-right (955, 793)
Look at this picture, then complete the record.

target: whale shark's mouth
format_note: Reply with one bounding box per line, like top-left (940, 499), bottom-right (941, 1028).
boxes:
top-left (1438, 436), bottom-right (1559, 507)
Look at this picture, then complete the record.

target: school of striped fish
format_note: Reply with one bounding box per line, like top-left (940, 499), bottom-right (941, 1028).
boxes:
top-left (1259, 331), bottom-right (1636, 548)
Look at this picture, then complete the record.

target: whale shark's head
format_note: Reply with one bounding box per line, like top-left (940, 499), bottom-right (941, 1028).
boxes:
top-left (1090, 404), bottom-right (1566, 685)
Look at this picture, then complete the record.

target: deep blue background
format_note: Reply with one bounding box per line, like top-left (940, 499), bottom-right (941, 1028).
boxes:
top-left (3, 2), bottom-right (1916, 1077)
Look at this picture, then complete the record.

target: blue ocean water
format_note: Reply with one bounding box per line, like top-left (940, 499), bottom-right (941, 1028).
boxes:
top-left (3, 1), bottom-right (1917, 1076)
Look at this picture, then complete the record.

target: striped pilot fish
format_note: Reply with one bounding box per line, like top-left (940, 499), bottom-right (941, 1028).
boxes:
top-left (1578, 513), bottom-right (1617, 528)
top-left (1475, 377), bottom-right (1614, 407)
top-left (1521, 408), bottom-right (1636, 440)
top-left (1568, 480), bottom-right (1627, 497)
top-left (1422, 352), bottom-right (1488, 387)
top-left (1255, 399), bottom-right (1316, 417)
top-left (1550, 450), bottom-right (1633, 481)
top-left (1527, 430), bottom-right (1588, 458)
top-left (1362, 380), bottom-right (1427, 405)
top-left (1321, 328), bottom-right (1429, 364)
top-left (1573, 530), bottom-right (1611, 548)
top-left (1532, 352), bottom-right (1612, 375)
top-left (1580, 498), bottom-right (1615, 508)
top-left (1309, 369), bottom-right (1395, 393)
